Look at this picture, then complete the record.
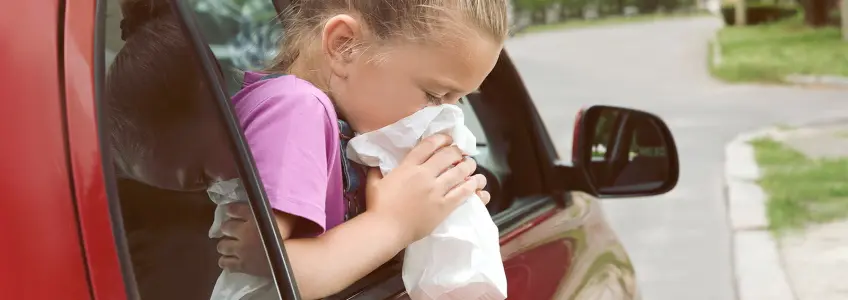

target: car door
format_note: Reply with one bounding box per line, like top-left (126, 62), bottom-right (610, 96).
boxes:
top-left (94, 0), bottom-right (300, 298)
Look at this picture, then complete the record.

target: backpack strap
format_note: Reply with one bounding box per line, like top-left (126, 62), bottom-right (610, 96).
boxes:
top-left (258, 73), bottom-right (365, 220)
top-left (338, 119), bottom-right (366, 220)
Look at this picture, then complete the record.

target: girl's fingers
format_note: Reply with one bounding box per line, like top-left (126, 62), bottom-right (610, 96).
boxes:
top-left (423, 146), bottom-right (465, 176)
top-left (472, 173), bottom-right (487, 191)
top-left (226, 202), bottom-right (251, 220)
top-left (220, 219), bottom-right (245, 237)
top-left (403, 134), bottom-right (454, 166)
top-left (443, 174), bottom-right (483, 205)
top-left (218, 255), bottom-right (241, 271)
top-left (435, 158), bottom-right (478, 194)
top-left (217, 238), bottom-right (238, 256)
top-left (477, 190), bottom-right (491, 205)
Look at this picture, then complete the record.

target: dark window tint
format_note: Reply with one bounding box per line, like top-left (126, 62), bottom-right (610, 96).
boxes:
top-left (98, 0), bottom-right (280, 298)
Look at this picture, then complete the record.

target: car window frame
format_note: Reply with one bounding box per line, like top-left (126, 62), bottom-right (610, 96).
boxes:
top-left (93, 0), bottom-right (144, 298)
top-left (92, 0), bottom-right (302, 298)
top-left (168, 1), bottom-right (302, 298)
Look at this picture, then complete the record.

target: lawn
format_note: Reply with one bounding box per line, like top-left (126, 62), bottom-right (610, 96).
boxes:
top-left (751, 138), bottom-right (848, 234)
top-left (520, 11), bottom-right (713, 34)
top-left (712, 16), bottom-right (848, 83)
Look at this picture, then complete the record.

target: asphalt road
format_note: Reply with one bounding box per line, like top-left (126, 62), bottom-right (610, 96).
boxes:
top-left (505, 16), bottom-right (848, 300)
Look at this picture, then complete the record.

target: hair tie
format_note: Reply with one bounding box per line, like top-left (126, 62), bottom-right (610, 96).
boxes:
top-left (119, 1), bottom-right (169, 41)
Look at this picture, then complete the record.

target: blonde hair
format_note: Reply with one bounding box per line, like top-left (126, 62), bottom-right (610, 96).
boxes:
top-left (266, 0), bottom-right (508, 86)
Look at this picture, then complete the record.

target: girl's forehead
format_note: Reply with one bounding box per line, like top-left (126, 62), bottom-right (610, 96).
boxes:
top-left (386, 35), bottom-right (501, 92)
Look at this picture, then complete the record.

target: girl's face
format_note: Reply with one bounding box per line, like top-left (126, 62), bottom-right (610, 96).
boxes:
top-left (322, 15), bottom-right (503, 133)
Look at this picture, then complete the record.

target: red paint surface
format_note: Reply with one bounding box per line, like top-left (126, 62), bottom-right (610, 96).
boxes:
top-left (64, 0), bottom-right (128, 298)
top-left (499, 208), bottom-right (559, 245)
top-left (0, 0), bottom-right (91, 298)
top-left (503, 241), bottom-right (573, 300)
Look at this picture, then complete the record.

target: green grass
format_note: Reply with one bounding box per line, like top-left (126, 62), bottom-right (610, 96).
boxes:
top-left (520, 11), bottom-right (713, 34)
top-left (712, 16), bottom-right (848, 83)
top-left (751, 138), bottom-right (848, 234)
top-left (775, 123), bottom-right (796, 131)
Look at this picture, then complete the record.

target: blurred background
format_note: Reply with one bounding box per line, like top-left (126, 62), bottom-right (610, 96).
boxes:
top-left (505, 0), bottom-right (846, 299)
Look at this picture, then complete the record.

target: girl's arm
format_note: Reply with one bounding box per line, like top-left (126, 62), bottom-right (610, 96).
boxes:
top-left (275, 210), bottom-right (408, 299)
top-left (223, 81), bottom-right (484, 299)
top-left (227, 143), bottom-right (484, 299)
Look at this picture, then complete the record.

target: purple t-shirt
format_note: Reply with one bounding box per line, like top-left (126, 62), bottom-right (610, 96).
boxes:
top-left (231, 72), bottom-right (345, 236)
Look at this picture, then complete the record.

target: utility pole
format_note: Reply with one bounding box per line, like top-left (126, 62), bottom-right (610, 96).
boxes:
top-left (735, 0), bottom-right (747, 26)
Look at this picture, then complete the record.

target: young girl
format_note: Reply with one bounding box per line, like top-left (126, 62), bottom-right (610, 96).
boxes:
top-left (217, 0), bottom-right (509, 298)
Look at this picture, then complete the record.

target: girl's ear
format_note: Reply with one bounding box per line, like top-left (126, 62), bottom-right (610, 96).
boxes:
top-left (322, 14), bottom-right (362, 79)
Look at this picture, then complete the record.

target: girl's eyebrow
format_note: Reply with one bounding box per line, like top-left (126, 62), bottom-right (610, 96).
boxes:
top-left (431, 77), bottom-right (479, 95)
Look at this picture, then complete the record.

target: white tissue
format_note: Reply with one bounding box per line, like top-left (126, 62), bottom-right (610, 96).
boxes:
top-left (346, 104), bottom-right (507, 300)
top-left (207, 179), bottom-right (277, 300)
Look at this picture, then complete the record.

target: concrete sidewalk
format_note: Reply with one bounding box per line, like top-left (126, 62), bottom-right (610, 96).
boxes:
top-left (771, 122), bottom-right (848, 300)
top-left (727, 120), bottom-right (848, 300)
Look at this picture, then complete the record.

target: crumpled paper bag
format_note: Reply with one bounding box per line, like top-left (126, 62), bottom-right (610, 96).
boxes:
top-left (347, 104), bottom-right (507, 300)
top-left (207, 179), bottom-right (277, 300)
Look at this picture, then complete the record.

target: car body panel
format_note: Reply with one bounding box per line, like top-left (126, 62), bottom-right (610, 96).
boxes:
top-left (64, 0), bottom-right (130, 299)
top-left (0, 1), bottom-right (91, 298)
top-left (359, 192), bottom-right (639, 300)
top-left (500, 192), bottom-right (639, 300)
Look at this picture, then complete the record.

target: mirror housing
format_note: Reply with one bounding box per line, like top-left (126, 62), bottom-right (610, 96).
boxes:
top-left (570, 105), bottom-right (679, 198)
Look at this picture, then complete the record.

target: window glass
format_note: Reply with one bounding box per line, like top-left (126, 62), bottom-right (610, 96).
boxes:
top-left (459, 95), bottom-right (489, 146)
top-left (99, 0), bottom-right (279, 299)
top-left (190, 0), bottom-right (281, 94)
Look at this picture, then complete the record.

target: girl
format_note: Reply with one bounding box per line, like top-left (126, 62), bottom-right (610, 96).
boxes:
top-left (218, 0), bottom-right (508, 298)
top-left (105, 0), bottom-right (508, 298)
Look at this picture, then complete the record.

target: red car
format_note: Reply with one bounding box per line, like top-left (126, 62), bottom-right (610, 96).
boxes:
top-left (1, 0), bottom-right (679, 299)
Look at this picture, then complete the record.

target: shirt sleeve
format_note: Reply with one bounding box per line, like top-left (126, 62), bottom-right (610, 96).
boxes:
top-left (237, 90), bottom-right (332, 235)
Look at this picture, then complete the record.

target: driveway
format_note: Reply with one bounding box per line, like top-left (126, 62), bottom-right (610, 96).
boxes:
top-left (505, 16), bottom-right (848, 300)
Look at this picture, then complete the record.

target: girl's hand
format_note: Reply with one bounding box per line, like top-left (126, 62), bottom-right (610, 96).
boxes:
top-left (364, 134), bottom-right (490, 245)
top-left (216, 202), bottom-right (272, 277)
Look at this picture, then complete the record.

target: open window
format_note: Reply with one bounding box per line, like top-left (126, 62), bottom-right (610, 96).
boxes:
top-left (97, 0), bottom-right (298, 298)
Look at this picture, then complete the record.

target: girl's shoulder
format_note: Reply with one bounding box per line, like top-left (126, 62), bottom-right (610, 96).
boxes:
top-left (231, 72), bottom-right (338, 125)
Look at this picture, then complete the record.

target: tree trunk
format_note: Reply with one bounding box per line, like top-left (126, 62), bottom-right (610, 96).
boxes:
top-left (801, 0), bottom-right (831, 27)
top-left (735, 0), bottom-right (747, 26)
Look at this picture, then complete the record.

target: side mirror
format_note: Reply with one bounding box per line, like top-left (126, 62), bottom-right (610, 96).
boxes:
top-left (572, 105), bottom-right (679, 197)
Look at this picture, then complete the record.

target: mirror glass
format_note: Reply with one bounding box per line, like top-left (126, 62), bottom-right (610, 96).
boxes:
top-left (579, 106), bottom-right (676, 195)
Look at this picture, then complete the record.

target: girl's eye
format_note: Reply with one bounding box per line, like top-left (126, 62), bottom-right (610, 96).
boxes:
top-left (425, 92), bottom-right (443, 105)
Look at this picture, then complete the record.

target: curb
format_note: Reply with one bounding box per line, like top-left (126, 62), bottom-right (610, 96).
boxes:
top-left (784, 74), bottom-right (848, 89)
top-left (725, 127), bottom-right (795, 300)
top-left (710, 34), bottom-right (723, 67)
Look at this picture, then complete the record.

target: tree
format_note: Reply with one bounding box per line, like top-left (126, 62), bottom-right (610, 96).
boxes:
top-left (800, 0), bottom-right (831, 26)
top-left (735, 0), bottom-right (747, 26)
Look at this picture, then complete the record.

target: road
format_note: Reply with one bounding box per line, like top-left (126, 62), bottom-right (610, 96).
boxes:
top-left (505, 16), bottom-right (848, 300)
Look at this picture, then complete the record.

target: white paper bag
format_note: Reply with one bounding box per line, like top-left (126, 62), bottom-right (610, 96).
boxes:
top-left (207, 179), bottom-right (278, 300)
top-left (347, 104), bottom-right (507, 300)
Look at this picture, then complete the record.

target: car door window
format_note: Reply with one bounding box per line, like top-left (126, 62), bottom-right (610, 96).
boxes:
top-left (459, 95), bottom-right (489, 147)
top-left (97, 0), bottom-right (298, 298)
